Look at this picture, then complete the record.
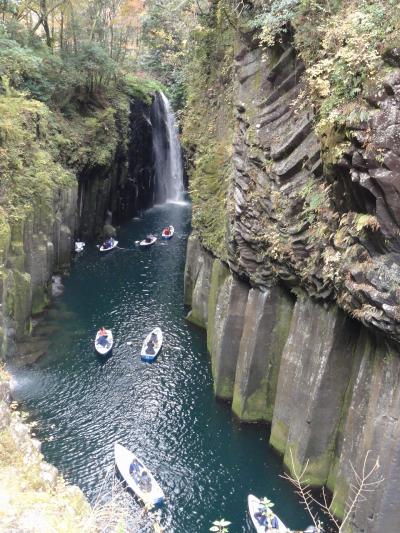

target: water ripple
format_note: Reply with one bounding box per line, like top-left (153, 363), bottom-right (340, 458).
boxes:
top-left (9, 204), bottom-right (312, 533)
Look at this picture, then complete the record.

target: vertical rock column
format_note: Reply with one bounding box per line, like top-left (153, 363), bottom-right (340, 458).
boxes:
top-left (270, 294), bottom-right (358, 485)
top-left (184, 236), bottom-right (214, 328)
top-left (207, 261), bottom-right (249, 400)
top-left (331, 330), bottom-right (400, 532)
top-left (232, 286), bottom-right (294, 422)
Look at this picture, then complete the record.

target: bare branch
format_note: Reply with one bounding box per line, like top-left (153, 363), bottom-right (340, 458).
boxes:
top-left (341, 451), bottom-right (384, 531)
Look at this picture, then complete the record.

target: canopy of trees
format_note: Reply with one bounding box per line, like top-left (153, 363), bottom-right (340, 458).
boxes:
top-left (0, 0), bottom-right (149, 109)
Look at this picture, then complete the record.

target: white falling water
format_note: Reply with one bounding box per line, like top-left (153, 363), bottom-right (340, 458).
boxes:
top-left (151, 91), bottom-right (184, 204)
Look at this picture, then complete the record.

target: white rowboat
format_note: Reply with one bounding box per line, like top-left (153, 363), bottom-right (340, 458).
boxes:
top-left (114, 443), bottom-right (164, 506)
top-left (99, 239), bottom-right (118, 252)
top-left (94, 329), bottom-right (113, 355)
top-left (248, 495), bottom-right (288, 532)
top-left (161, 225), bottom-right (174, 240)
top-left (139, 235), bottom-right (157, 247)
top-left (141, 327), bottom-right (163, 362)
top-left (75, 241), bottom-right (85, 252)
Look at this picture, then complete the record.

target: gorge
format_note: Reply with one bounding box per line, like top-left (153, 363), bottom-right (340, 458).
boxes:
top-left (1, 0), bottom-right (400, 532)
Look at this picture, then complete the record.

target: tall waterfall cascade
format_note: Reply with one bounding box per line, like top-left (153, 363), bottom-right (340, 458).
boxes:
top-left (151, 91), bottom-right (184, 204)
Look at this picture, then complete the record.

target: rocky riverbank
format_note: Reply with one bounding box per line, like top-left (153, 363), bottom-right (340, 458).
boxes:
top-left (0, 366), bottom-right (92, 531)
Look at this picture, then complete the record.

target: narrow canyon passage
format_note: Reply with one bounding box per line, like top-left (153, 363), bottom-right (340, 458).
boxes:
top-left (9, 203), bottom-right (311, 532)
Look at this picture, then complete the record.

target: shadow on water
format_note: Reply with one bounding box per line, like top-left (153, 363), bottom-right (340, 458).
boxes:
top-left (8, 203), bottom-right (314, 532)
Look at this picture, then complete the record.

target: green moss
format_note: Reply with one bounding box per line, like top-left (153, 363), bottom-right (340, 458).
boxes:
top-left (284, 442), bottom-right (333, 487)
top-left (232, 375), bottom-right (270, 421)
top-left (232, 289), bottom-right (293, 422)
top-left (0, 211), bottom-right (11, 266)
top-left (207, 260), bottom-right (230, 354)
top-left (182, 1), bottom-right (235, 259)
top-left (270, 418), bottom-right (289, 455)
top-left (31, 284), bottom-right (50, 316)
top-left (5, 270), bottom-right (31, 337)
top-left (123, 74), bottom-right (168, 105)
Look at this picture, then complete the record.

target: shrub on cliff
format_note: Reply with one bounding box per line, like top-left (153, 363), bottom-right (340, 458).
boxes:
top-left (250, 0), bottom-right (400, 135)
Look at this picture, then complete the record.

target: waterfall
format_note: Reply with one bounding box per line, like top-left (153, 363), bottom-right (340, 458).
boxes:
top-left (151, 92), bottom-right (184, 204)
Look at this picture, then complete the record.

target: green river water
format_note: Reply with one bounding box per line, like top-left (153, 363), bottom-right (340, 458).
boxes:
top-left (10, 202), bottom-right (313, 532)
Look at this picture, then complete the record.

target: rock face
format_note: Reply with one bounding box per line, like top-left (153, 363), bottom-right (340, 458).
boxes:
top-left (185, 236), bottom-right (400, 531)
top-left (181, 29), bottom-right (400, 531)
top-left (227, 34), bottom-right (400, 347)
top-left (78, 98), bottom-right (155, 239)
top-left (0, 368), bottom-right (92, 531)
top-left (232, 285), bottom-right (293, 422)
top-left (1, 96), bottom-right (155, 360)
top-left (0, 184), bottom-right (78, 358)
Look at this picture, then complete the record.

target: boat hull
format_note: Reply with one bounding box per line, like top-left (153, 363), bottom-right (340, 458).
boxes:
top-left (95, 330), bottom-right (113, 355)
top-left (114, 443), bottom-right (164, 506)
top-left (161, 226), bottom-right (174, 240)
top-left (248, 495), bottom-right (287, 532)
top-left (139, 237), bottom-right (157, 247)
top-left (141, 327), bottom-right (163, 362)
top-left (99, 240), bottom-right (118, 252)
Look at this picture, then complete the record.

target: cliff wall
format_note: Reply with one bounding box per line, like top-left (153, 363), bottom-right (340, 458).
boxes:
top-left (0, 93), bottom-right (155, 361)
top-left (185, 236), bottom-right (400, 532)
top-left (182, 2), bottom-right (400, 530)
top-left (0, 87), bottom-right (156, 528)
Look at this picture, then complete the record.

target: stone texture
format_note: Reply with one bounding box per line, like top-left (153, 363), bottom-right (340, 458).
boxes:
top-left (270, 296), bottom-right (358, 485)
top-left (227, 34), bottom-right (400, 345)
top-left (208, 265), bottom-right (249, 400)
top-left (78, 98), bottom-right (154, 239)
top-left (185, 23), bottom-right (400, 531)
top-left (232, 285), bottom-right (293, 422)
top-left (184, 235), bottom-right (214, 328)
top-left (329, 331), bottom-right (400, 533)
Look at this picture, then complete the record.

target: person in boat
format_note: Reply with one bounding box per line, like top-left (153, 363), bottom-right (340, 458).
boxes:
top-left (150, 332), bottom-right (157, 343)
top-left (163, 226), bottom-right (170, 236)
top-left (129, 459), bottom-right (141, 481)
top-left (103, 237), bottom-right (114, 249)
top-left (139, 470), bottom-right (152, 492)
top-left (146, 340), bottom-right (155, 354)
top-left (254, 508), bottom-right (267, 527)
top-left (98, 327), bottom-right (107, 337)
top-left (266, 511), bottom-right (279, 530)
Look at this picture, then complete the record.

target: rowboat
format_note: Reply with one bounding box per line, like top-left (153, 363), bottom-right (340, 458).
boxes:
top-left (161, 225), bottom-right (174, 240)
top-left (141, 327), bottom-right (163, 362)
top-left (75, 241), bottom-right (85, 252)
top-left (94, 329), bottom-right (113, 355)
top-left (248, 495), bottom-right (287, 532)
top-left (99, 239), bottom-right (118, 252)
top-left (114, 443), bottom-right (164, 506)
top-left (139, 235), bottom-right (157, 247)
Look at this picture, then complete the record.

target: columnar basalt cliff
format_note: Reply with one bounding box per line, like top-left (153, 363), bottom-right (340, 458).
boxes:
top-left (0, 89), bottom-right (158, 529)
top-left (0, 95), bottom-right (155, 362)
top-left (78, 98), bottom-right (155, 239)
top-left (183, 3), bottom-right (400, 531)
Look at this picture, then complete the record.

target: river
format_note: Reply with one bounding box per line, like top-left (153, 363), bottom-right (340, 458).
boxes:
top-left (9, 202), bottom-right (312, 532)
